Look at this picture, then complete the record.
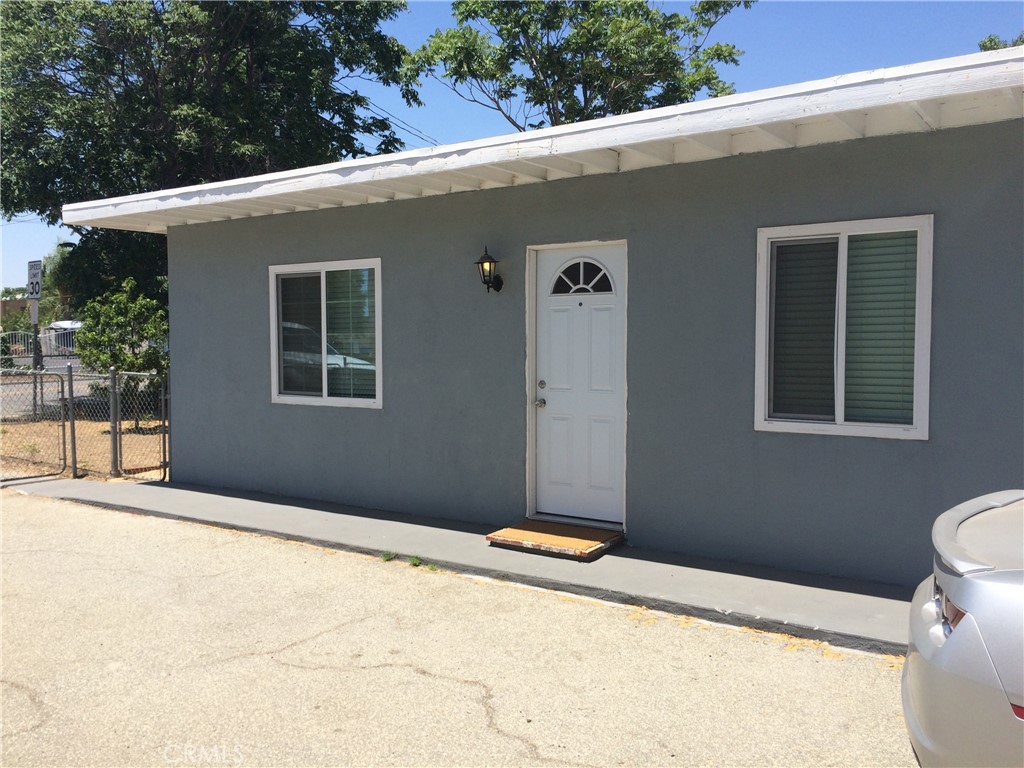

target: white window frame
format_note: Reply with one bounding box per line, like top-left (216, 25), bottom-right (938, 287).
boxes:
top-left (754, 215), bottom-right (932, 440)
top-left (269, 258), bottom-right (382, 409)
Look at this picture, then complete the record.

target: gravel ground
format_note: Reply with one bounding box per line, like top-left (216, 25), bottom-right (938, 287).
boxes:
top-left (1, 489), bottom-right (915, 767)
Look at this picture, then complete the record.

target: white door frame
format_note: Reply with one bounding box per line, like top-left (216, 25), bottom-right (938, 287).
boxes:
top-left (525, 239), bottom-right (628, 531)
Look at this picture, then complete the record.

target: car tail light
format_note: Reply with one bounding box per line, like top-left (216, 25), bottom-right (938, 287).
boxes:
top-left (942, 595), bottom-right (965, 630)
top-left (936, 585), bottom-right (966, 636)
top-left (1012, 704), bottom-right (1024, 720)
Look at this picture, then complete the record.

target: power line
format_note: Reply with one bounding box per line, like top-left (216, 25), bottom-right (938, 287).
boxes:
top-left (2, 217), bottom-right (50, 226)
top-left (337, 83), bottom-right (440, 148)
top-left (362, 97), bottom-right (440, 147)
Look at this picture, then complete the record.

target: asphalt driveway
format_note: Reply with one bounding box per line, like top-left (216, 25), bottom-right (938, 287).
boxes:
top-left (1, 489), bottom-right (915, 767)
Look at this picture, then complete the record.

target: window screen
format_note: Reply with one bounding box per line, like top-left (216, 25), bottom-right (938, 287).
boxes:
top-left (844, 231), bottom-right (917, 425)
top-left (272, 260), bottom-right (380, 406)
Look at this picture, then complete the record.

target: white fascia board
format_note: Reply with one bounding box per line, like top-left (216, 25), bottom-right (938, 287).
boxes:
top-left (62, 48), bottom-right (1023, 233)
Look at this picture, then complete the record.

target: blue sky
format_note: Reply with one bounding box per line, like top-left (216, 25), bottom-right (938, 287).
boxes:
top-left (2, 0), bottom-right (1020, 289)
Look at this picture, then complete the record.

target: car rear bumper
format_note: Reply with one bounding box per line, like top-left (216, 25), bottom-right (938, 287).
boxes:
top-left (902, 576), bottom-right (1024, 767)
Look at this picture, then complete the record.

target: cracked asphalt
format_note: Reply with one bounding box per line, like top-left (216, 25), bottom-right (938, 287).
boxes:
top-left (1, 489), bottom-right (915, 767)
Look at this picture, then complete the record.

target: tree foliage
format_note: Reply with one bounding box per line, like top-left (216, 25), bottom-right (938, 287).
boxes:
top-left (408, 0), bottom-right (752, 131)
top-left (0, 0), bottom-right (416, 308)
top-left (47, 231), bottom-right (168, 313)
top-left (77, 277), bottom-right (169, 376)
top-left (978, 32), bottom-right (1024, 50)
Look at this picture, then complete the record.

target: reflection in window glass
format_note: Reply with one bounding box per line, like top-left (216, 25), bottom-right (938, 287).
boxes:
top-left (278, 274), bottom-right (322, 396)
top-left (326, 268), bottom-right (376, 399)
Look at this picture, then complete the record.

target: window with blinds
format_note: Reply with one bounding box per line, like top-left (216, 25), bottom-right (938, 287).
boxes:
top-left (755, 216), bottom-right (932, 440)
top-left (270, 259), bottom-right (382, 408)
top-left (844, 232), bottom-right (917, 425)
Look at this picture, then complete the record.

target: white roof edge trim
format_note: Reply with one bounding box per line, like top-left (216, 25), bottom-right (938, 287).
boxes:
top-left (63, 48), bottom-right (1023, 230)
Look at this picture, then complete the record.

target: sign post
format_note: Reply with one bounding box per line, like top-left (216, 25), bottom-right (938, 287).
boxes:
top-left (27, 260), bottom-right (42, 370)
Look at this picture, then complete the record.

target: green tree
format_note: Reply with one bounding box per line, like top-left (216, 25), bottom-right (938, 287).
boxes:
top-left (0, 292), bottom-right (34, 334)
top-left (1, 0), bottom-right (417, 309)
top-left (408, 0), bottom-right (752, 131)
top-left (77, 277), bottom-right (169, 428)
top-left (76, 277), bottom-right (169, 377)
top-left (978, 32), bottom-right (1024, 50)
top-left (47, 231), bottom-right (168, 313)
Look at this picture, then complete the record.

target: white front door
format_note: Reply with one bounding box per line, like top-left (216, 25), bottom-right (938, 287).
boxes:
top-left (534, 244), bottom-right (627, 524)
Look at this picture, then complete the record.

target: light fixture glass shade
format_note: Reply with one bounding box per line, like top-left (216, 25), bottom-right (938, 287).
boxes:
top-left (475, 247), bottom-right (502, 292)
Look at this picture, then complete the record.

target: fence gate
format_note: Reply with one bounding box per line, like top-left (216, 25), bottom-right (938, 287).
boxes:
top-left (0, 371), bottom-right (67, 481)
top-left (1, 367), bottom-right (168, 483)
top-left (114, 372), bottom-right (168, 478)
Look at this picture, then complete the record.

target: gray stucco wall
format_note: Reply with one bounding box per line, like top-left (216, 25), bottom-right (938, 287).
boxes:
top-left (168, 120), bottom-right (1023, 587)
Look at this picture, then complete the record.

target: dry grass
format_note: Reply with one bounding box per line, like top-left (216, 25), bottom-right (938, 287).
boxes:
top-left (1, 416), bottom-right (165, 481)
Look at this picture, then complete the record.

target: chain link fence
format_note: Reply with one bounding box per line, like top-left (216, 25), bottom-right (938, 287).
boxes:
top-left (0, 371), bottom-right (67, 480)
top-left (65, 370), bottom-right (114, 479)
top-left (115, 372), bottom-right (167, 477)
top-left (1, 366), bottom-right (168, 483)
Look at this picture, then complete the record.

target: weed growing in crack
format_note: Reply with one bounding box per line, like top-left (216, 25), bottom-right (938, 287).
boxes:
top-left (380, 551), bottom-right (397, 562)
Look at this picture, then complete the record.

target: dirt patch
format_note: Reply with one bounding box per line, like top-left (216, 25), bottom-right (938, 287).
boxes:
top-left (1, 417), bottom-right (165, 482)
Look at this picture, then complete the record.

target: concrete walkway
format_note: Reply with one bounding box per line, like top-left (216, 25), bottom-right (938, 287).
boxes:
top-left (6, 478), bottom-right (912, 654)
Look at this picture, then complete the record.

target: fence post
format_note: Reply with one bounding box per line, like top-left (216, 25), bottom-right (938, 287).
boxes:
top-left (32, 320), bottom-right (42, 370)
top-left (109, 367), bottom-right (121, 477)
top-left (67, 363), bottom-right (78, 478)
top-left (161, 376), bottom-right (169, 481)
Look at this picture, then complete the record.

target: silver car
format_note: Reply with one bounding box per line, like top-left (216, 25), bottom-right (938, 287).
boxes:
top-left (902, 490), bottom-right (1024, 767)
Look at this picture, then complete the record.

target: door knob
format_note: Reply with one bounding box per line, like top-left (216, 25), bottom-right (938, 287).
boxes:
top-left (534, 398), bottom-right (546, 408)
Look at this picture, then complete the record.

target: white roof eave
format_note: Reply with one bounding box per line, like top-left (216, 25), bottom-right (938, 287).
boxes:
top-left (62, 48), bottom-right (1024, 234)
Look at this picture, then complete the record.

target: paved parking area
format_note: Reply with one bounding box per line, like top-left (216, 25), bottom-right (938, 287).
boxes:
top-left (1, 490), bottom-right (915, 767)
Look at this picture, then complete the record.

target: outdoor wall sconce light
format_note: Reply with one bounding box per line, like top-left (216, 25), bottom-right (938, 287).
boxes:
top-left (475, 247), bottom-right (503, 293)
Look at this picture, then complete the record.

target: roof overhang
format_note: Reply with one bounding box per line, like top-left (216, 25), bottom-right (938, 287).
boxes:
top-left (63, 48), bottom-right (1024, 235)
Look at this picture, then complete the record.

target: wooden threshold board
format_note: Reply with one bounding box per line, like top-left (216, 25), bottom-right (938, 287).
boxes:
top-left (486, 519), bottom-right (624, 561)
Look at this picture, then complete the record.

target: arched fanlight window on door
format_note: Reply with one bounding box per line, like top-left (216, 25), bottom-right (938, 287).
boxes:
top-left (551, 259), bottom-right (614, 295)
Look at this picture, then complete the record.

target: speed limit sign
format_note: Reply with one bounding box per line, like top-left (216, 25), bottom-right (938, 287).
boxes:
top-left (27, 260), bottom-right (42, 300)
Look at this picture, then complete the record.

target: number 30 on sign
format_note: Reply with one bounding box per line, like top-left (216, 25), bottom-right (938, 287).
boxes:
top-left (27, 260), bottom-right (42, 300)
